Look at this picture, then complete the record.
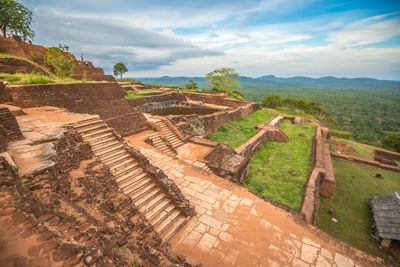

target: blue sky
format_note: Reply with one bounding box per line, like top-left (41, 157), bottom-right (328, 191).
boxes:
top-left (21, 0), bottom-right (400, 79)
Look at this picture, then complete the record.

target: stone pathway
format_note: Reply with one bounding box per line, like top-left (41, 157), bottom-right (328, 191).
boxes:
top-left (124, 137), bottom-right (383, 267)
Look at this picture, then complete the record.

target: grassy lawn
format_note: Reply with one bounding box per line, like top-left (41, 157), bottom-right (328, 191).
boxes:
top-left (330, 137), bottom-right (375, 159)
top-left (243, 120), bottom-right (316, 210)
top-left (207, 109), bottom-right (278, 149)
top-left (125, 89), bottom-right (165, 99)
top-left (318, 159), bottom-right (400, 259)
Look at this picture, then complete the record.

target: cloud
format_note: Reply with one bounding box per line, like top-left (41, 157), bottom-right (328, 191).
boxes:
top-left (32, 8), bottom-right (222, 71)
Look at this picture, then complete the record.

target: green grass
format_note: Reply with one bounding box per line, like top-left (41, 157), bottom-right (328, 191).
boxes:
top-left (207, 109), bottom-right (278, 149)
top-left (243, 120), bottom-right (316, 210)
top-left (318, 159), bottom-right (400, 259)
top-left (331, 138), bottom-right (375, 159)
top-left (0, 72), bottom-right (106, 85)
top-left (124, 89), bottom-right (165, 99)
top-left (0, 52), bottom-right (53, 75)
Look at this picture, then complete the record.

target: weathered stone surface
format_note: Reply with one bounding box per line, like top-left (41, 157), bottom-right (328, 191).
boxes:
top-left (53, 243), bottom-right (77, 261)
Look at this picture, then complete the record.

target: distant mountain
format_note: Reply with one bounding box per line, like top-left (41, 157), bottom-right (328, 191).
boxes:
top-left (134, 75), bottom-right (400, 91)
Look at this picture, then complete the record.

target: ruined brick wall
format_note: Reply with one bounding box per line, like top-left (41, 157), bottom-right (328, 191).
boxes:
top-left (235, 125), bottom-right (289, 159)
top-left (302, 125), bottom-right (335, 225)
top-left (127, 93), bottom-right (186, 107)
top-left (9, 83), bottom-right (148, 136)
top-left (0, 108), bottom-right (23, 148)
top-left (0, 38), bottom-right (112, 81)
top-left (170, 102), bottom-right (259, 137)
top-left (332, 152), bottom-right (400, 173)
top-left (0, 57), bottom-right (47, 75)
top-left (182, 92), bottom-right (248, 108)
top-left (374, 149), bottom-right (400, 166)
top-left (0, 82), bottom-right (12, 103)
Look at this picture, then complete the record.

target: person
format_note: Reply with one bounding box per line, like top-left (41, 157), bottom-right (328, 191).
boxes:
top-left (202, 89), bottom-right (205, 93)
top-left (24, 35), bottom-right (30, 44)
top-left (80, 54), bottom-right (84, 61)
top-left (197, 88), bottom-right (199, 93)
top-left (85, 60), bottom-right (89, 67)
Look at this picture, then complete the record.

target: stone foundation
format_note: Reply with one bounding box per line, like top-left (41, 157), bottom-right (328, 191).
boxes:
top-left (332, 152), bottom-right (400, 172)
top-left (0, 107), bottom-right (23, 150)
top-left (374, 149), bottom-right (400, 166)
top-left (128, 92), bottom-right (186, 107)
top-left (8, 83), bottom-right (148, 136)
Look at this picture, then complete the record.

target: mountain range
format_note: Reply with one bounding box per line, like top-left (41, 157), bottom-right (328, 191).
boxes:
top-left (134, 75), bottom-right (400, 91)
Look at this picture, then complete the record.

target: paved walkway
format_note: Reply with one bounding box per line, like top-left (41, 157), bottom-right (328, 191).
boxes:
top-left (124, 135), bottom-right (383, 267)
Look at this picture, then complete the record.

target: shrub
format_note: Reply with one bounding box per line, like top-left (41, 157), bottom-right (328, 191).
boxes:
top-left (24, 74), bottom-right (55, 84)
top-left (382, 132), bottom-right (400, 152)
top-left (6, 75), bottom-right (21, 82)
top-left (261, 94), bottom-right (282, 108)
top-left (331, 129), bottom-right (351, 139)
top-left (44, 45), bottom-right (75, 79)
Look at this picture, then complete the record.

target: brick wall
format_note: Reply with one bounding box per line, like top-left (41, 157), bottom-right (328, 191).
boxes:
top-left (8, 83), bottom-right (148, 136)
top-left (0, 107), bottom-right (24, 152)
top-left (182, 92), bottom-right (248, 108)
top-left (374, 149), bottom-right (400, 166)
top-left (0, 83), bottom-right (12, 103)
top-left (127, 93), bottom-right (186, 107)
top-left (0, 57), bottom-right (47, 75)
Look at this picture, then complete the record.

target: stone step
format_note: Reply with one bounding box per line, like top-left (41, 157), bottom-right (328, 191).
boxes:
top-left (78, 124), bottom-right (107, 135)
top-left (161, 216), bottom-right (188, 242)
top-left (124, 178), bottom-right (153, 197)
top-left (119, 172), bottom-right (147, 190)
top-left (109, 158), bottom-right (136, 172)
top-left (156, 210), bottom-right (182, 236)
top-left (90, 136), bottom-right (117, 148)
top-left (150, 204), bottom-right (175, 227)
top-left (75, 117), bottom-right (99, 125)
top-left (103, 152), bottom-right (130, 166)
top-left (92, 140), bottom-right (120, 153)
top-left (74, 119), bottom-right (103, 130)
top-left (84, 132), bottom-right (114, 143)
top-left (130, 183), bottom-right (157, 202)
top-left (135, 188), bottom-right (162, 209)
top-left (140, 194), bottom-right (168, 216)
top-left (82, 127), bottom-right (112, 139)
top-left (98, 149), bottom-right (126, 162)
top-left (95, 144), bottom-right (124, 157)
top-left (112, 161), bottom-right (139, 177)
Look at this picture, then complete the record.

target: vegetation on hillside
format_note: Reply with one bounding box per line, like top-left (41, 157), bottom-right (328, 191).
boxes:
top-left (44, 44), bottom-right (75, 79)
top-left (318, 159), bottom-right (400, 260)
top-left (244, 120), bottom-right (315, 210)
top-left (382, 132), bottom-right (400, 153)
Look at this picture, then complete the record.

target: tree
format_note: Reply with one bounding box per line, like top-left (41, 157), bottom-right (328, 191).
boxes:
top-left (0, 0), bottom-right (34, 38)
top-left (185, 80), bottom-right (198, 91)
top-left (261, 94), bottom-right (282, 108)
top-left (206, 67), bottom-right (241, 96)
top-left (382, 132), bottom-right (400, 153)
top-left (113, 62), bottom-right (128, 79)
top-left (44, 44), bottom-right (75, 79)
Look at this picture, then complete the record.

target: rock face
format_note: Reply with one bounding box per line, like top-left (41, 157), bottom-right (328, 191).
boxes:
top-left (0, 107), bottom-right (23, 152)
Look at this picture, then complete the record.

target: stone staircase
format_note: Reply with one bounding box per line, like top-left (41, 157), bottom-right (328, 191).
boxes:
top-left (193, 160), bottom-right (212, 173)
top-left (156, 120), bottom-right (184, 148)
top-left (148, 133), bottom-right (176, 156)
top-left (73, 118), bottom-right (188, 241)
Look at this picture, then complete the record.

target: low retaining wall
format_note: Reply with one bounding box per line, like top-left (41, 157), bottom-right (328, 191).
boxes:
top-left (374, 149), bottom-right (400, 166)
top-left (235, 123), bottom-right (289, 158)
top-left (0, 107), bottom-right (24, 152)
top-left (0, 57), bottom-right (47, 75)
top-left (182, 92), bottom-right (247, 108)
top-left (8, 83), bottom-right (148, 136)
top-left (0, 83), bottom-right (12, 103)
top-left (127, 93), bottom-right (186, 107)
top-left (169, 102), bottom-right (259, 137)
top-left (136, 100), bottom-right (218, 114)
top-left (332, 152), bottom-right (400, 173)
top-left (301, 125), bottom-right (335, 225)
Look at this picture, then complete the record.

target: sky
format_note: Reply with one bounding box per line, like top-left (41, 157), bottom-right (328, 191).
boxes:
top-left (21, 0), bottom-right (400, 80)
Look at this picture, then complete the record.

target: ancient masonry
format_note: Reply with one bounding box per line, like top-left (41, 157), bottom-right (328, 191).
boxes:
top-left (73, 117), bottom-right (191, 241)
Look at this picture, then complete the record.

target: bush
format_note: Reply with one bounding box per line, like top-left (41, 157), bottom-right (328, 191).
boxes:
top-left (331, 129), bottom-right (351, 139)
top-left (261, 94), bottom-right (282, 108)
top-left (24, 74), bottom-right (55, 84)
top-left (382, 132), bottom-right (400, 152)
top-left (229, 90), bottom-right (245, 100)
top-left (44, 45), bottom-right (75, 79)
top-left (6, 75), bottom-right (21, 82)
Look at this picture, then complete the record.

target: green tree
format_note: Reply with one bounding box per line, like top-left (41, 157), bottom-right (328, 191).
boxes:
top-left (113, 62), bottom-right (128, 79)
top-left (261, 94), bottom-right (282, 108)
top-left (0, 0), bottom-right (34, 38)
top-left (44, 44), bottom-right (75, 79)
top-left (185, 80), bottom-right (198, 91)
top-left (206, 67), bottom-right (241, 96)
top-left (382, 132), bottom-right (400, 152)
